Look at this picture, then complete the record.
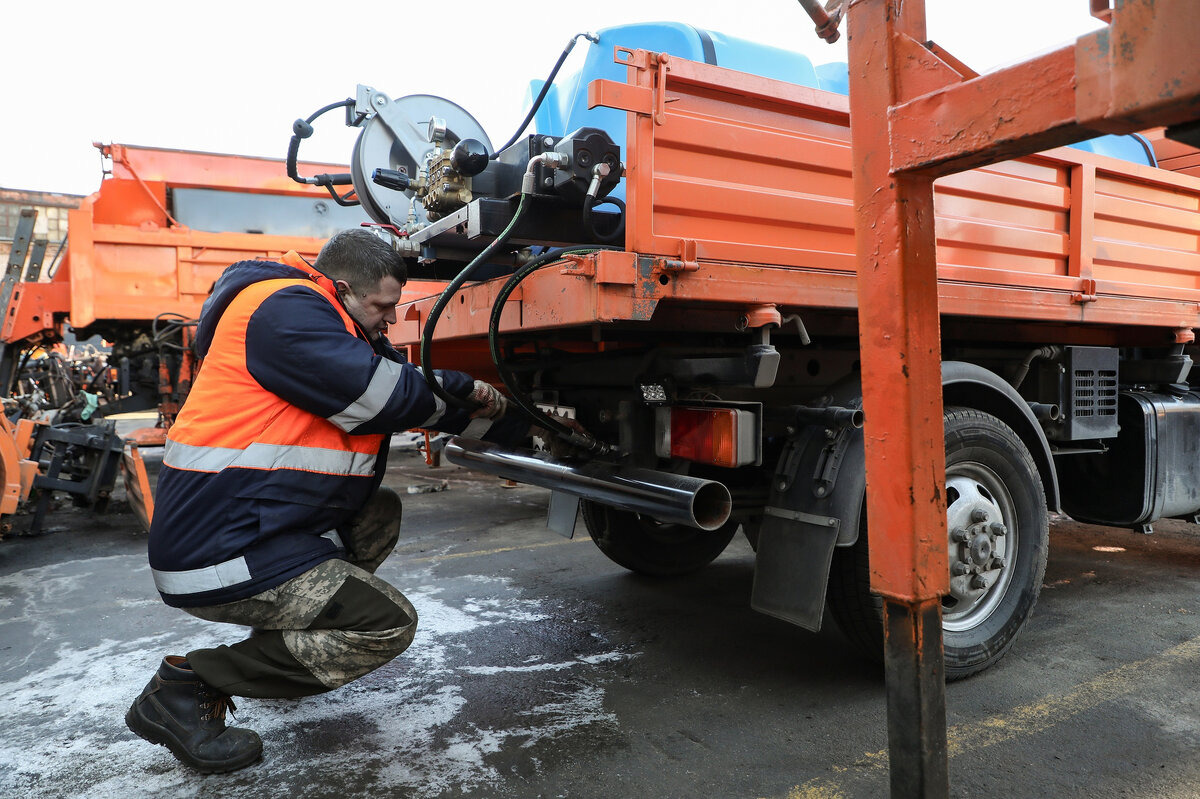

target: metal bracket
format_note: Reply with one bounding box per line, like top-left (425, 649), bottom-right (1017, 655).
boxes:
top-left (594, 49), bottom-right (672, 126)
top-left (653, 53), bottom-right (671, 125)
top-left (1072, 278), bottom-right (1098, 304)
top-left (559, 254), bottom-right (595, 277)
top-left (547, 490), bottom-right (580, 538)
top-left (763, 505), bottom-right (840, 532)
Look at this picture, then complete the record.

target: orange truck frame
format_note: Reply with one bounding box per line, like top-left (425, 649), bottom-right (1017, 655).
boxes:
top-left (357, 36), bottom-right (1200, 681)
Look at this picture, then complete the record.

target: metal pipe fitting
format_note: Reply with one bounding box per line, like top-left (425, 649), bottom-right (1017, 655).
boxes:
top-left (521, 152), bottom-right (570, 194)
top-left (793, 404), bottom-right (864, 429)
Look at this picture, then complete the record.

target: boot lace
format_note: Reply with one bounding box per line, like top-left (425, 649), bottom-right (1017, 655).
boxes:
top-left (199, 688), bottom-right (238, 722)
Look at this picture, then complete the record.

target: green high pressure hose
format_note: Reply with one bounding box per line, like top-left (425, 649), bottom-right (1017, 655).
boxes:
top-left (418, 193), bottom-right (530, 409)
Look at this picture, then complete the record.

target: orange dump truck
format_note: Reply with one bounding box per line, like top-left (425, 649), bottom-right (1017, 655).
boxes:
top-left (0, 143), bottom-right (441, 532)
top-left (308, 24), bottom-right (1200, 678)
top-left (1, 143), bottom-right (382, 416)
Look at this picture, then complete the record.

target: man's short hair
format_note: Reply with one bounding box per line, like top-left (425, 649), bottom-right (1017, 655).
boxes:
top-left (313, 229), bottom-right (407, 291)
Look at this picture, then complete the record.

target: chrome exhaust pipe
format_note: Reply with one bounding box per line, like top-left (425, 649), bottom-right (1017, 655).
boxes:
top-left (444, 437), bottom-right (733, 531)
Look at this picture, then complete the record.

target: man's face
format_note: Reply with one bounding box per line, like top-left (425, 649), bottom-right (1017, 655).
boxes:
top-left (336, 276), bottom-right (404, 340)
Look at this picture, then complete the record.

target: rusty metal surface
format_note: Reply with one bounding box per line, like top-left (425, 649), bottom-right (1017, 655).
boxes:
top-left (883, 598), bottom-right (949, 797)
top-left (847, 0), bottom-right (949, 604)
top-left (887, 0), bottom-right (1200, 177)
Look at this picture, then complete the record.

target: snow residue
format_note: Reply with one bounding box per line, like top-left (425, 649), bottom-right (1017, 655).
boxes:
top-left (459, 651), bottom-right (636, 675)
top-left (0, 554), bottom-right (636, 798)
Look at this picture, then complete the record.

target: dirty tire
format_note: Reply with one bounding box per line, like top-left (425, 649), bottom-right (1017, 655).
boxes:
top-left (826, 407), bottom-right (1048, 680)
top-left (580, 500), bottom-right (740, 576)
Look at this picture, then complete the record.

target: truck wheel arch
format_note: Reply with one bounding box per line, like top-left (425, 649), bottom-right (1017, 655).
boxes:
top-left (941, 360), bottom-right (1060, 513)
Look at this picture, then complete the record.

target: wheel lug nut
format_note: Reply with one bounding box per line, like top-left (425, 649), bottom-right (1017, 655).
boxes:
top-left (970, 574), bottom-right (988, 589)
top-left (992, 557), bottom-right (1004, 569)
top-left (971, 508), bottom-right (989, 523)
top-left (989, 521), bottom-right (1007, 536)
top-left (950, 527), bottom-right (969, 542)
top-left (951, 562), bottom-right (970, 576)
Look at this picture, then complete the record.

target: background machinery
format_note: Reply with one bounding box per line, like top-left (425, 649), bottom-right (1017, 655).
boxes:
top-left (0, 143), bottom-right (393, 534)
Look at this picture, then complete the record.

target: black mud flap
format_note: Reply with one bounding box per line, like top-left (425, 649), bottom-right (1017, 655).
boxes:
top-left (751, 385), bottom-right (866, 631)
top-left (751, 507), bottom-right (841, 630)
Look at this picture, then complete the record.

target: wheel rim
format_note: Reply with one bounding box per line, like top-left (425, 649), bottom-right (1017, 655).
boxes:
top-left (943, 462), bottom-right (1017, 631)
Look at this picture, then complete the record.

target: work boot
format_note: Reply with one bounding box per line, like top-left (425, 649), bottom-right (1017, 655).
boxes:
top-left (125, 655), bottom-right (263, 773)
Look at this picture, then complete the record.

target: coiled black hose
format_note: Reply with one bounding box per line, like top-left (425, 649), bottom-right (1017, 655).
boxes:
top-left (582, 195), bottom-right (625, 244)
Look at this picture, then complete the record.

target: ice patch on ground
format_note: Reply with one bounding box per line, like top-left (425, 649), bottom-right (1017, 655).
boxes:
top-left (0, 564), bottom-right (634, 798)
top-left (459, 651), bottom-right (635, 675)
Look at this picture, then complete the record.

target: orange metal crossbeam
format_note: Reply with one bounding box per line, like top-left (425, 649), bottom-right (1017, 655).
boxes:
top-left (891, 46), bottom-right (1097, 176)
top-left (888, 0), bottom-right (1200, 177)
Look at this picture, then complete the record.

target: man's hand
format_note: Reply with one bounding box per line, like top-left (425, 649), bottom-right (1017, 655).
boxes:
top-left (469, 380), bottom-right (509, 419)
top-left (531, 413), bottom-right (591, 457)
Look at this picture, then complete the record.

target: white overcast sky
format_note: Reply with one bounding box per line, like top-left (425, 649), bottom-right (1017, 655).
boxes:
top-left (3, 1), bottom-right (1105, 197)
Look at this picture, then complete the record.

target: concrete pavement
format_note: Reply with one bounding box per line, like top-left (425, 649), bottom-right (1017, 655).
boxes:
top-left (2, 448), bottom-right (1200, 797)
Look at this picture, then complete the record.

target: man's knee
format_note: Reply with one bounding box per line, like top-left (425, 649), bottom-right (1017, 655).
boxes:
top-left (309, 574), bottom-right (415, 634)
top-left (358, 487), bottom-right (402, 532)
top-left (344, 488), bottom-right (403, 572)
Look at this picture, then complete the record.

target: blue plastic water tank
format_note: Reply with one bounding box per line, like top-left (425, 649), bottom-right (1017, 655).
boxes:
top-left (1066, 133), bottom-right (1156, 166)
top-left (529, 22), bottom-right (843, 147)
top-left (526, 22), bottom-right (1155, 180)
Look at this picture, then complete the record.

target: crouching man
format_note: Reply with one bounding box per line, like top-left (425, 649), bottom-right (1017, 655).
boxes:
top-left (126, 229), bottom-right (526, 772)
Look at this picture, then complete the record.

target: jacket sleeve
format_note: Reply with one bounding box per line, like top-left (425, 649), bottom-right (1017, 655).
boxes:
top-left (243, 286), bottom-right (477, 434)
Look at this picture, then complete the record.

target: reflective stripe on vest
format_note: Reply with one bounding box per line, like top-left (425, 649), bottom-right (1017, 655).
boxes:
top-left (327, 364), bottom-right (448, 431)
top-left (164, 439), bottom-right (377, 476)
top-left (416, 373), bottom-right (448, 428)
top-left (327, 358), bottom-right (408, 431)
top-left (168, 275), bottom-right (384, 461)
top-left (152, 531), bottom-right (345, 595)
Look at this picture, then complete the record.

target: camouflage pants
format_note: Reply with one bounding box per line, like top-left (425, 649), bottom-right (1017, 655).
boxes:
top-left (183, 487), bottom-right (417, 699)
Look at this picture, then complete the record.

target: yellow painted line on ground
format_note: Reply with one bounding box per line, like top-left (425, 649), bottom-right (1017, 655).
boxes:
top-left (769, 633), bottom-right (1200, 799)
top-left (404, 536), bottom-right (590, 565)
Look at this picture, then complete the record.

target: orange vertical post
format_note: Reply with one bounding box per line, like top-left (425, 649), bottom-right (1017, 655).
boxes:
top-left (847, 0), bottom-right (950, 796)
top-left (838, 1), bottom-right (1200, 795)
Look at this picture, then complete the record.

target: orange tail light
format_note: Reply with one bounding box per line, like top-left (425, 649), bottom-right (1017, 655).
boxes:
top-left (655, 405), bottom-right (760, 468)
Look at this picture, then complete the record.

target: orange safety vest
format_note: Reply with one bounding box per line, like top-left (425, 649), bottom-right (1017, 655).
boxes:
top-left (165, 275), bottom-right (385, 473)
top-left (149, 255), bottom-right (391, 606)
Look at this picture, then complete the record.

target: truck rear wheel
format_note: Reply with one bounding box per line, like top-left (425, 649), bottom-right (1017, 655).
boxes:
top-left (827, 407), bottom-right (1048, 680)
top-left (580, 500), bottom-right (740, 576)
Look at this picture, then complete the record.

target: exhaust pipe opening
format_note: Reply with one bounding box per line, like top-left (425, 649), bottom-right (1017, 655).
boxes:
top-left (692, 482), bottom-right (734, 531)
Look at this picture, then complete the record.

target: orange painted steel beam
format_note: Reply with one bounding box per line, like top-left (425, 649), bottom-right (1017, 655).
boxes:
top-left (849, 0), bottom-right (951, 794)
top-left (889, 0), bottom-right (1200, 177)
top-left (847, 1), bottom-right (1200, 795)
top-left (891, 45), bottom-right (1097, 176)
top-left (1075, 0), bottom-right (1200, 134)
top-left (848, 0), bottom-right (949, 605)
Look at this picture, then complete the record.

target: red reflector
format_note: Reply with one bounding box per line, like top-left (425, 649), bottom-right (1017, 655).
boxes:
top-left (670, 407), bottom-right (738, 467)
